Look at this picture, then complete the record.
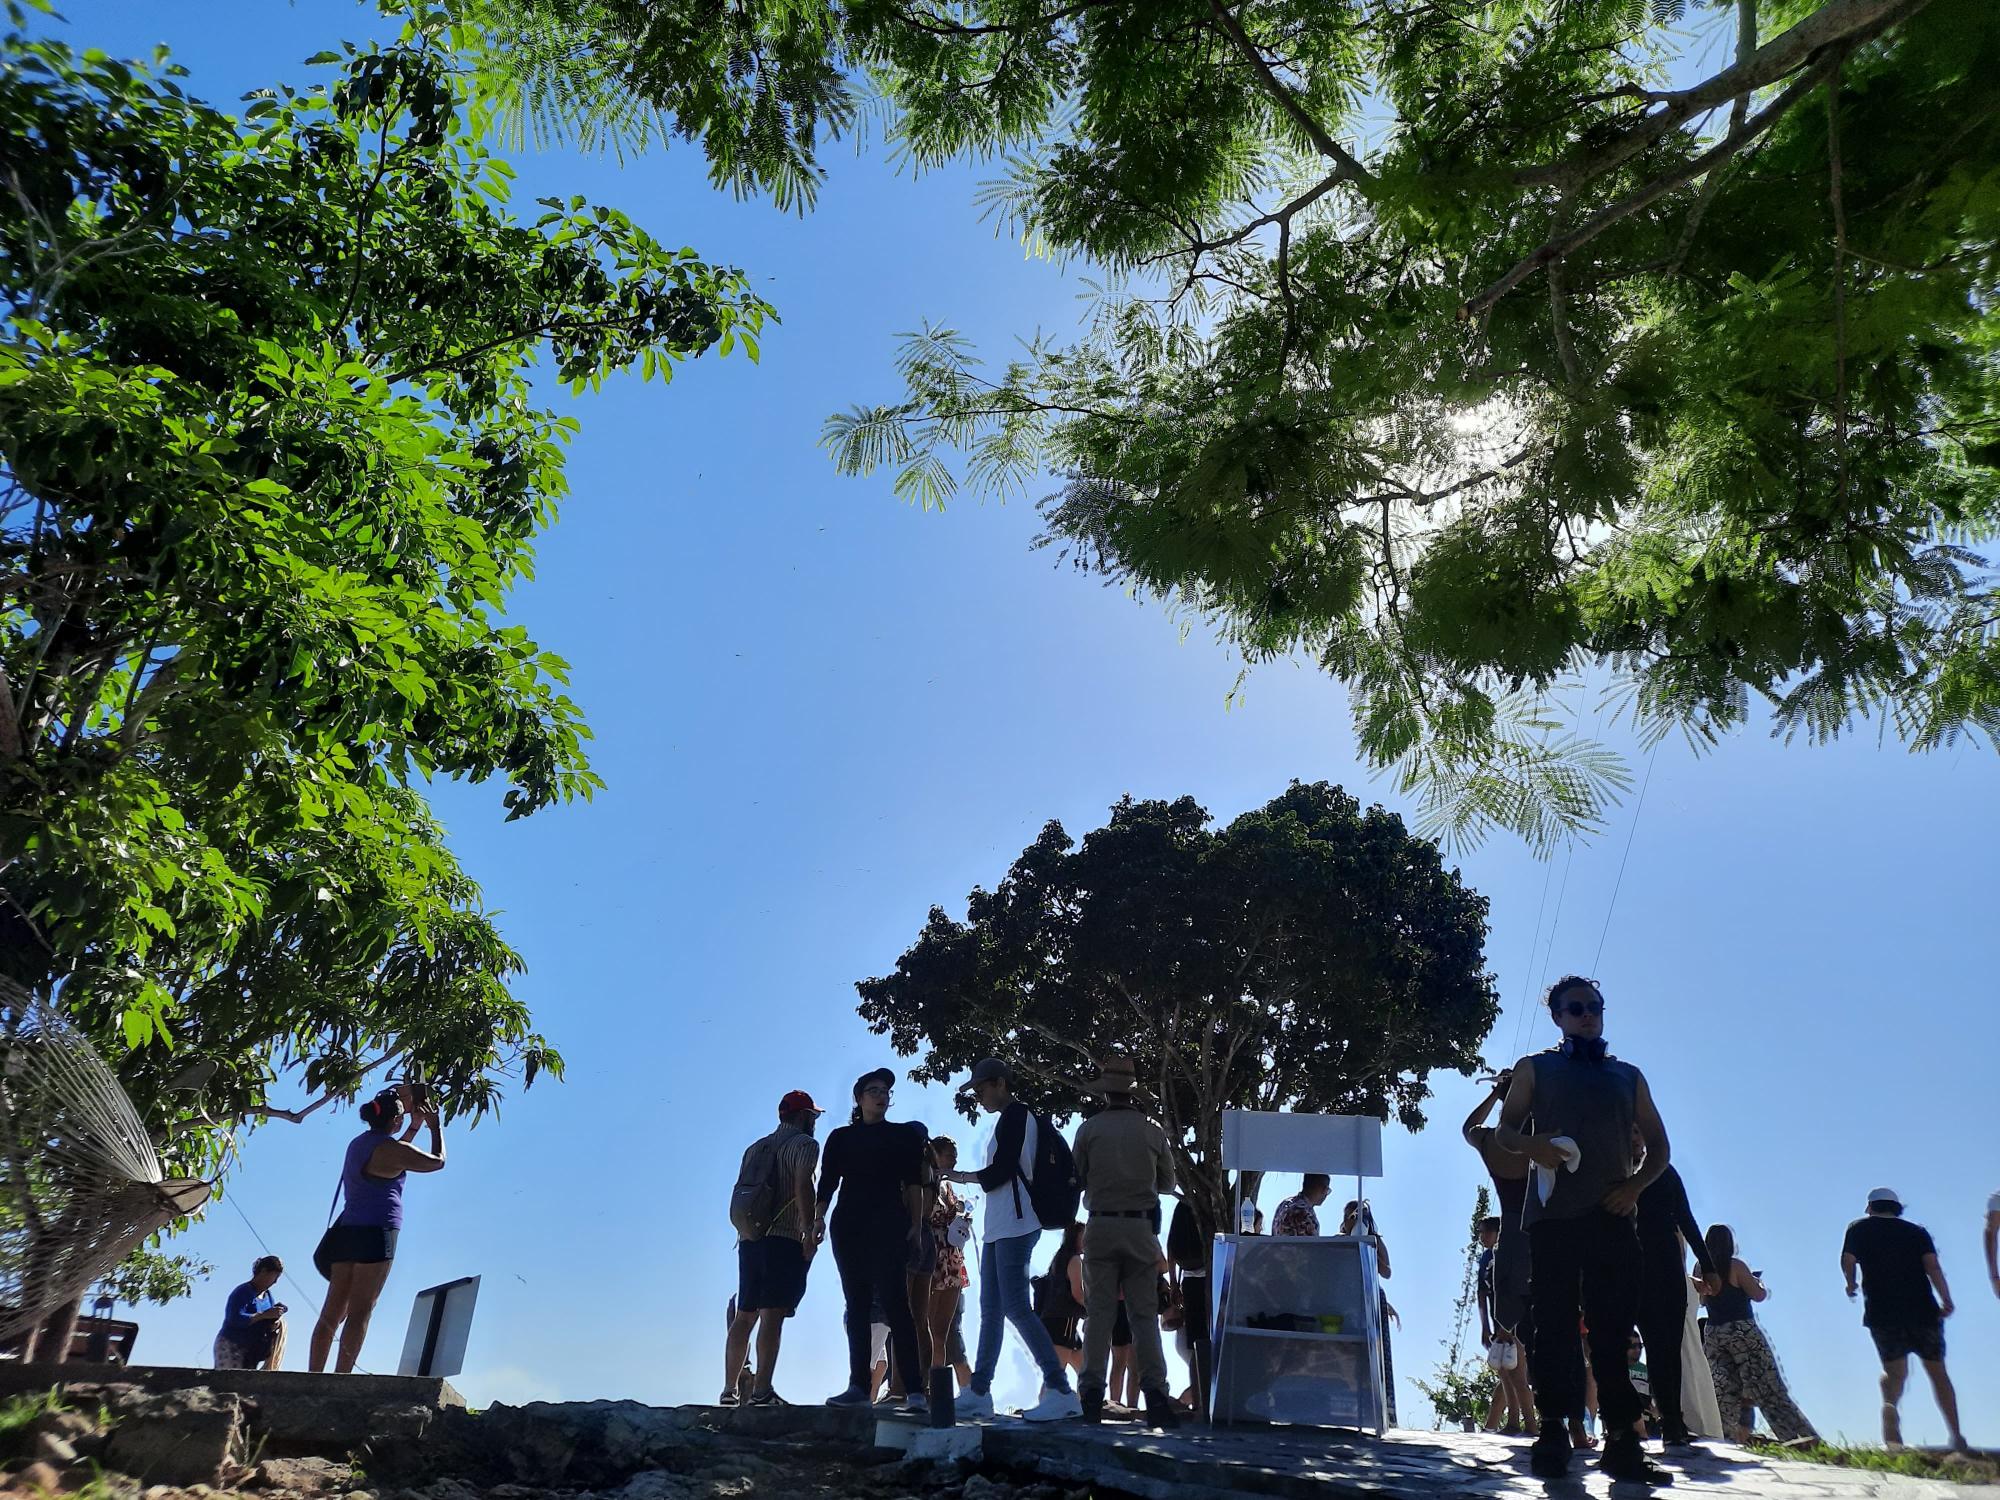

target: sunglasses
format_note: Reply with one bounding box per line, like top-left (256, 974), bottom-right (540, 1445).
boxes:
top-left (1560, 999), bottom-right (1605, 1018)
top-left (861, 1084), bottom-right (892, 1098)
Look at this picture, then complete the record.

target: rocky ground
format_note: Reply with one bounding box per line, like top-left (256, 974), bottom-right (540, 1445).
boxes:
top-left (0, 1387), bottom-right (1061, 1500)
top-left (3, 1383), bottom-right (1989, 1500)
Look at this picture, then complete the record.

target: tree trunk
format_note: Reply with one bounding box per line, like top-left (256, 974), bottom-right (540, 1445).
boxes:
top-left (26, 1293), bottom-right (82, 1364)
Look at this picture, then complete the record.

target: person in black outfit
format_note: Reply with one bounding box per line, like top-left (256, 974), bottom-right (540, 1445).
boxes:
top-left (1841, 1188), bottom-right (1969, 1453)
top-left (1166, 1199), bottom-right (1210, 1418)
top-left (1498, 976), bottom-right (1673, 1484)
top-left (815, 1068), bottom-right (928, 1412)
top-left (1632, 1129), bottom-right (1719, 1447)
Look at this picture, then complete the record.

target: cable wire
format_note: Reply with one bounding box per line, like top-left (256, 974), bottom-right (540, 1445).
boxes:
top-left (1592, 742), bottom-right (1661, 974)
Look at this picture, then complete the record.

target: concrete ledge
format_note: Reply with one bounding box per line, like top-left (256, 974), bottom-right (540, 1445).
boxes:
top-left (0, 1363), bottom-right (464, 1454)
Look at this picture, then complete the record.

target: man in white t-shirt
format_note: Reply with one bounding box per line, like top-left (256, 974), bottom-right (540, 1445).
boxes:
top-left (943, 1057), bottom-right (1081, 1422)
top-left (1985, 1191), bottom-right (2000, 1302)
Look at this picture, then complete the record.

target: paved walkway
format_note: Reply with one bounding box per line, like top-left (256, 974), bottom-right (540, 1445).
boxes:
top-left (882, 1414), bottom-right (1987, 1500)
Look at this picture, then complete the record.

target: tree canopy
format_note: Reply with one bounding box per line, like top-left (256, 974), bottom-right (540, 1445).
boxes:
top-left (464, 0), bottom-right (2000, 850)
top-left (855, 782), bottom-right (1498, 1238)
top-left (0, 16), bottom-right (769, 1176)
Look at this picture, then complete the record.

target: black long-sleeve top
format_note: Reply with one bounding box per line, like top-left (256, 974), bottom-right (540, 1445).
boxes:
top-left (970, 1100), bottom-right (1031, 1191)
top-left (1636, 1164), bottom-right (1716, 1278)
top-left (816, 1119), bottom-right (927, 1226)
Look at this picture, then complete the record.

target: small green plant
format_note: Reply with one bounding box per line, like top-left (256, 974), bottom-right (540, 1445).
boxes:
top-left (1416, 1186), bottom-right (1499, 1430)
top-left (0, 1391), bottom-right (66, 1446)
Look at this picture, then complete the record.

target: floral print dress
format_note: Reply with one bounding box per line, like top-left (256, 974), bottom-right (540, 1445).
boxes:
top-left (930, 1181), bottom-right (970, 1291)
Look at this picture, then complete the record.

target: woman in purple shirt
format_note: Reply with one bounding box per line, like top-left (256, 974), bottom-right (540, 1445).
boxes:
top-left (310, 1082), bottom-right (445, 1372)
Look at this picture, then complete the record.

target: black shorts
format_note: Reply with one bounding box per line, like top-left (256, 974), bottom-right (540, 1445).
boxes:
top-left (1869, 1318), bottom-right (1945, 1365)
top-left (313, 1224), bottom-right (399, 1278)
top-left (738, 1236), bottom-right (808, 1317)
top-left (908, 1224), bottom-right (938, 1278)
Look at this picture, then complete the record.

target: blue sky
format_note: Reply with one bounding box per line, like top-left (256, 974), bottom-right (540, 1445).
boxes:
top-left (65, 1), bottom-right (1999, 1444)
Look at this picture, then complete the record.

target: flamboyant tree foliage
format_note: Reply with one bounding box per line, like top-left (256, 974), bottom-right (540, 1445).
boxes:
top-left (0, 15), bottom-right (770, 1174)
top-left (856, 783), bottom-right (1498, 1241)
top-left (461, 0), bottom-right (2000, 850)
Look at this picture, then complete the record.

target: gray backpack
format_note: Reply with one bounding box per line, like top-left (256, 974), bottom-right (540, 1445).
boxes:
top-left (728, 1131), bottom-right (787, 1239)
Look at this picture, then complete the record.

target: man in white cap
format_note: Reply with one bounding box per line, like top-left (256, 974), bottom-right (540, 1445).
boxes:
top-left (1072, 1052), bottom-right (1178, 1427)
top-left (1841, 1187), bottom-right (1970, 1453)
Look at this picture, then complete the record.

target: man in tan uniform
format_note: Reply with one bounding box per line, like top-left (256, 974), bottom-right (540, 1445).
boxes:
top-left (1072, 1053), bottom-right (1178, 1427)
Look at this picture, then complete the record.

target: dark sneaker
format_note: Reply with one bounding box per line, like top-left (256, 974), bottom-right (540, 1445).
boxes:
top-left (826, 1386), bottom-right (872, 1409)
top-left (1141, 1387), bottom-right (1182, 1431)
top-left (718, 1390), bottom-right (739, 1408)
top-left (745, 1389), bottom-right (788, 1408)
top-left (1530, 1432), bottom-right (1572, 1478)
top-left (1602, 1432), bottom-right (1673, 1484)
top-left (1079, 1385), bottom-right (1104, 1425)
top-left (1661, 1423), bottom-right (1698, 1448)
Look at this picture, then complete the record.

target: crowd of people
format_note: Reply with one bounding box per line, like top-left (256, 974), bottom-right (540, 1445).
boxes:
top-left (726, 976), bottom-right (1987, 1479)
top-left (724, 1053), bottom-right (1187, 1425)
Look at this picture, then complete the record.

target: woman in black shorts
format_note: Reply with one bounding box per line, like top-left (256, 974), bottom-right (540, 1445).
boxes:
top-left (310, 1083), bottom-right (444, 1372)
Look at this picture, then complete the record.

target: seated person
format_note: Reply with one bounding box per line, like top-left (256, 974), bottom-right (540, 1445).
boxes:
top-left (213, 1256), bottom-right (288, 1370)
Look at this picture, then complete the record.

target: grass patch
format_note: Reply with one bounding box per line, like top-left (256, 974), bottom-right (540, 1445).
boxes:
top-left (0, 1390), bottom-right (65, 1443)
top-left (1751, 1439), bottom-right (1999, 1485)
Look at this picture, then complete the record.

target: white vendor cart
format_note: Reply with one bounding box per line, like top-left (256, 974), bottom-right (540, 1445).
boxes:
top-left (1207, 1110), bottom-right (1389, 1432)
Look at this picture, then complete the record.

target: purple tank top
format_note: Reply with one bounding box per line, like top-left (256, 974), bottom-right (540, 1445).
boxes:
top-left (336, 1130), bottom-right (405, 1229)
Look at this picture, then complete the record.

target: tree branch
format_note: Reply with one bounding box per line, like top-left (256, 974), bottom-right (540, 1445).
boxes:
top-left (1667, 0), bottom-right (1758, 276)
top-left (1514, 0), bottom-right (1928, 191)
top-left (1206, 0), bottom-right (1378, 193)
top-left (1827, 48), bottom-right (1851, 504)
top-left (1463, 57), bottom-right (1840, 319)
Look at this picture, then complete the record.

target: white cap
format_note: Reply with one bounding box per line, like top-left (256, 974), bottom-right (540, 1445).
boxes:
top-left (1866, 1186), bottom-right (1902, 1209)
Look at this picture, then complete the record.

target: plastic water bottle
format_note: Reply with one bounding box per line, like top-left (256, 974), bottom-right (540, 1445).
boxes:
top-left (1239, 1201), bottom-right (1257, 1235)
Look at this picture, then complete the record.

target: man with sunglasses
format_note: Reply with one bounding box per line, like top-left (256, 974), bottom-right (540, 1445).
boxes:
top-left (1498, 976), bottom-right (1673, 1483)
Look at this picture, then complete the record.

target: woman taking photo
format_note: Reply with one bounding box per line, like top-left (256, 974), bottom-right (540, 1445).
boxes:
top-left (1700, 1225), bottom-right (1819, 1444)
top-left (311, 1082), bottom-right (444, 1372)
top-left (815, 1068), bottom-right (928, 1412)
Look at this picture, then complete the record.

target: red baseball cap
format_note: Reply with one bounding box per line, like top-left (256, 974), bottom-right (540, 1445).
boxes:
top-left (778, 1090), bottom-right (824, 1117)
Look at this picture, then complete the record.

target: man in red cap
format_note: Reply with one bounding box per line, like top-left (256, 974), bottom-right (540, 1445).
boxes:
top-left (723, 1089), bottom-right (825, 1405)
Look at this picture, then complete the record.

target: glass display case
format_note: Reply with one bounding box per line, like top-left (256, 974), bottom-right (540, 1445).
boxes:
top-left (1208, 1231), bottom-right (1387, 1432)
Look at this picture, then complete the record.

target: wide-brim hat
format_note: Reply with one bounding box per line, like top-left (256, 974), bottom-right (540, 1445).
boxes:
top-left (1086, 1053), bottom-right (1141, 1094)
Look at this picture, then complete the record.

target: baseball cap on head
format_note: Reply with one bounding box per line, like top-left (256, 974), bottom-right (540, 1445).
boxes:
top-left (1866, 1186), bottom-right (1902, 1210)
top-left (968, 1058), bottom-right (1009, 1087)
top-left (778, 1089), bottom-right (824, 1117)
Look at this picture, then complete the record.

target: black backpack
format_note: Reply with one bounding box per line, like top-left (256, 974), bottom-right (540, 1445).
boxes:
top-left (1018, 1109), bottom-right (1082, 1232)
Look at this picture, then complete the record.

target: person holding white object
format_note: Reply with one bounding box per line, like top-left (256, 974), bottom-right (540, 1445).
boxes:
top-left (1497, 976), bottom-right (1673, 1485)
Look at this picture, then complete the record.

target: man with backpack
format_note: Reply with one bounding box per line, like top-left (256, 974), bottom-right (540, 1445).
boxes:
top-left (943, 1057), bottom-right (1082, 1421)
top-left (723, 1089), bottom-right (824, 1406)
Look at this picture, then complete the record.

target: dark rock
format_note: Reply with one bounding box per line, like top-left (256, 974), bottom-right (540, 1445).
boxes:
top-left (249, 1456), bottom-right (352, 1493)
top-left (13, 1460), bottom-right (64, 1494)
top-left (99, 1390), bottom-right (247, 1489)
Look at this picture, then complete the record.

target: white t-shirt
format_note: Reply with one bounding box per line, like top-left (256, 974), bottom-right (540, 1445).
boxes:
top-left (980, 1103), bottom-right (1041, 1243)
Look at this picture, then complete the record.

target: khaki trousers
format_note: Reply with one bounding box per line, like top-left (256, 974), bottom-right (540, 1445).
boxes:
top-left (1081, 1216), bottom-right (1168, 1396)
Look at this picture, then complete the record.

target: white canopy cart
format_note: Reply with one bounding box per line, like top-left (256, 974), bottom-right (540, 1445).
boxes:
top-left (1207, 1110), bottom-right (1388, 1432)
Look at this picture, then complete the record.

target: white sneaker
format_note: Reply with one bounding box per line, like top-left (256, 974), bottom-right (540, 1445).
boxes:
top-left (956, 1390), bottom-right (996, 1420)
top-left (1023, 1387), bottom-right (1082, 1422)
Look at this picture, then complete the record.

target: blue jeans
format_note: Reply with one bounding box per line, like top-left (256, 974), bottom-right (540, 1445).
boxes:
top-left (973, 1230), bottom-right (1068, 1394)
